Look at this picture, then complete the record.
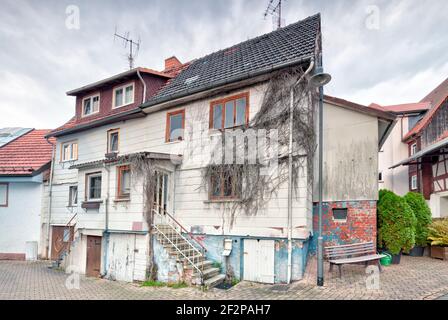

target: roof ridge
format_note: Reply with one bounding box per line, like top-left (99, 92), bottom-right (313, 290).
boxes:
top-left (179, 13), bottom-right (321, 68)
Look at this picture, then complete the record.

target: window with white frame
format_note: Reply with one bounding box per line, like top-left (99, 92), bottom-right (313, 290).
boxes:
top-left (113, 83), bottom-right (134, 108)
top-left (411, 175), bottom-right (418, 190)
top-left (82, 94), bottom-right (100, 116)
top-left (107, 129), bottom-right (119, 153)
top-left (0, 183), bottom-right (8, 207)
top-left (68, 185), bottom-right (78, 206)
top-left (61, 141), bottom-right (78, 162)
top-left (86, 172), bottom-right (102, 201)
top-left (411, 143), bottom-right (417, 156)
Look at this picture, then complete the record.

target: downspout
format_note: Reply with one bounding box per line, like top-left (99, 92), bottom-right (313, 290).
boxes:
top-left (287, 59), bottom-right (315, 284)
top-left (45, 137), bottom-right (56, 259)
top-left (102, 163), bottom-right (111, 276)
top-left (137, 70), bottom-right (147, 103)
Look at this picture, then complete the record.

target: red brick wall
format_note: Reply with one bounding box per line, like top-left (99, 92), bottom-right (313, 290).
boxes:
top-left (312, 201), bottom-right (377, 249)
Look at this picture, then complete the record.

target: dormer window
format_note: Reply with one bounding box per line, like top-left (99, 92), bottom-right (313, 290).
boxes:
top-left (82, 94), bottom-right (100, 116)
top-left (113, 83), bottom-right (134, 108)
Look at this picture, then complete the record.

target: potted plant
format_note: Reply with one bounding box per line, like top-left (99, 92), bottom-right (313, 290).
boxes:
top-left (378, 189), bottom-right (416, 264)
top-left (404, 192), bottom-right (432, 256)
top-left (428, 218), bottom-right (448, 260)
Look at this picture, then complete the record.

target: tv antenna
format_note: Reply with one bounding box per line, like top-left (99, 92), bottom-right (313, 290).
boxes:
top-left (114, 27), bottom-right (141, 70)
top-left (263, 0), bottom-right (285, 30)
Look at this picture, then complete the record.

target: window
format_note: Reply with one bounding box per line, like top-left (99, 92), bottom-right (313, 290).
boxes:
top-left (86, 172), bottom-right (102, 201)
top-left (117, 166), bottom-right (131, 199)
top-left (82, 94), bottom-right (100, 116)
top-left (378, 171), bottom-right (383, 181)
top-left (411, 143), bottom-right (417, 156)
top-left (69, 186), bottom-right (78, 206)
top-left (62, 228), bottom-right (71, 243)
top-left (210, 166), bottom-right (241, 200)
top-left (411, 175), bottom-right (418, 190)
top-left (210, 93), bottom-right (249, 130)
top-left (166, 109), bottom-right (185, 142)
top-left (113, 83), bottom-right (134, 108)
top-left (333, 208), bottom-right (348, 222)
top-left (61, 141), bottom-right (78, 162)
top-left (107, 129), bottom-right (119, 153)
top-left (0, 183), bottom-right (8, 207)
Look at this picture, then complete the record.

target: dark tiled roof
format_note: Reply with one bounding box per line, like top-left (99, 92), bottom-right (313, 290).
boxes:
top-left (143, 14), bottom-right (321, 108)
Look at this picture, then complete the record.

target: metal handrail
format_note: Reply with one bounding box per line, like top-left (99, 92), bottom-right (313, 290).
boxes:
top-left (153, 224), bottom-right (204, 280)
top-left (54, 212), bottom-right (79, 263)
top-left (152, 203), bottom-right (207, 252)
top-left (152, 204), bottom-right (206, 286)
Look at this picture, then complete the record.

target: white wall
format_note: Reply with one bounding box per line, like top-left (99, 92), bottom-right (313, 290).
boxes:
top-left (314, 102), bottom-right (380, 202)
top-left (0, 180), bottom-right (42, 255)
top-left (45, 82), bottom-right (312, 240)
top-left (378, 116), bottom-right (410, 195)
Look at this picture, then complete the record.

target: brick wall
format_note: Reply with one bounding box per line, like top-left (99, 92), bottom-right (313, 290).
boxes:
top-left (310, 200), bottom-right (377, 252)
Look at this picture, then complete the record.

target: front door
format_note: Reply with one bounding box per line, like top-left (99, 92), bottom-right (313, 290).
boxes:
top-left (153, 171), bottom-right (169, 212)
top-left (51, 226), bottom-right (74, 260)
top-left (86, 236), bottom-right (102, 277)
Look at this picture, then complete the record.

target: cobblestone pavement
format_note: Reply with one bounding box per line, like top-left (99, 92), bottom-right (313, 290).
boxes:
top-left (0, 255), bottom-right (447, 300)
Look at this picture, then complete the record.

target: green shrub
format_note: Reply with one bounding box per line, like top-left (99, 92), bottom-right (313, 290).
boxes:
top-left (404, 192), bottom-right (432, 246)
top-left (428, 218), bottom-right (448, 246)
top-left (378, 189), bottom-right (416, 254)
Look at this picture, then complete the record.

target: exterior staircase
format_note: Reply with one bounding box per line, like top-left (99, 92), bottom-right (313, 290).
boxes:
top-left (153, 207), bottom-right (225, 289)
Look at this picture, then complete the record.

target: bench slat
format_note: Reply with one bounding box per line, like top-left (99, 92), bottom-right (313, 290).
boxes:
top-left (326, 249), bottom-right (376, 258)
top-left (326, 246), bottom-right (374, 255)
top-left (325, 242), bottom-right (374, 250)
top-left (329, 254), bottom-right (386, 265)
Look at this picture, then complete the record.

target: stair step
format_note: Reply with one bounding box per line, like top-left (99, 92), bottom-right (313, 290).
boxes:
top-left (198, 267), bottom-right (220, 280)
top-left (185, 260), bottom-right (213, 270)
top-left (204, 274), bottom-right (226, 288)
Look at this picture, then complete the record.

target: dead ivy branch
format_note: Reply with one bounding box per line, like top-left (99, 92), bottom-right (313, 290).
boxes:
top-left (202, 66), bottom-right (317, 227)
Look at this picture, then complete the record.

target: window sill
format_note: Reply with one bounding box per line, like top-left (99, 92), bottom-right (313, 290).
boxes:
top-left (165, 139), bottom-right (183, 144)
top-left (113, 102), bottom-right (134, 109)
top-left (114, 197), bottom-right (130, 203)
top-left (204, 199), bottom-right (242, 204)
top-left (81, 201), bottom-right (102, 209)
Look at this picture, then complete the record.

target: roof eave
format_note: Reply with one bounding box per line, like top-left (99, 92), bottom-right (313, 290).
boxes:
top-left (46, 108), bottom-right (146, 138)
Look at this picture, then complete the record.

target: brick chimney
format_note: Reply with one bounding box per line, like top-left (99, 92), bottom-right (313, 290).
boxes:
top-left (164, 56), bottom-right (182, 71)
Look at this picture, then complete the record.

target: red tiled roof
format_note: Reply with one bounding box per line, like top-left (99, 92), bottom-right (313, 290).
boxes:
top-left (0, 129), bottom-right (55, 176)
top-left (403, 76), bottom-right (448, 141)
top-left (368, 102), bottom-right (431, 114)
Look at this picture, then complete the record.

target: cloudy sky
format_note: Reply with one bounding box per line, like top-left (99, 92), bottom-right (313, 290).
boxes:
top-left (0, 0), bottom-right (447, 129)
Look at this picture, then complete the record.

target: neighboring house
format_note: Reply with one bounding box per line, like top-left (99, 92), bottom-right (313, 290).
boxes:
top-left (0, 128), bottom-right (54, 260)
top-left (44, 14), bottom-right (394, 286)
top-left (373, 102), bottom-right (430, 195)
top-left (388, 77), bottom-right (448, 218)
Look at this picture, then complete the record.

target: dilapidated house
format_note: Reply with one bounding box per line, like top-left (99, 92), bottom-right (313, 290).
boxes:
top-left (42, 14), bottom-right (395, 287)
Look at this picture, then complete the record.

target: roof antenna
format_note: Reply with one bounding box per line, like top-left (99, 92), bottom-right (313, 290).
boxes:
top-left (263, 0), bottom-right (285, 30)
top-left (114, 26), bottom-right (141, 70)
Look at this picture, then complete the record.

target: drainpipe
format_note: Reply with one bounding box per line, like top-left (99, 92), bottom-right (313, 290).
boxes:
top-left (102, 163), bottom-right (111, 276)
top-left (137, 70), bottom-right (147, 103)
top-left (45, 138), bottom-right (56, 259)
top-left (287, 59), bottom-right (315, 284)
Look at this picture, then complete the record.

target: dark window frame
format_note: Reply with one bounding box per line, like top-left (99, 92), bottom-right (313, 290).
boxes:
top-left (107, 128), bottom-right (120, 153)
top-left (68, 185), bottom-right (78, 206)
top-left (85, 172), bottom-right (102, 201)
top-left (209, 166), bottom-right (242, 200)
top-left (0, 183), bottom-right (9, 207)
top-left (116, 165), bottom-right (131, 199)
top-left (209, 92), bottom-right (250, 130)
top-left (165, 109), bottom-right (185, 142)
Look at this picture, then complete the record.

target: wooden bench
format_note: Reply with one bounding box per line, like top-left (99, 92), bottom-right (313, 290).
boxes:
top-left (324, 242), bottom-right (386, 278)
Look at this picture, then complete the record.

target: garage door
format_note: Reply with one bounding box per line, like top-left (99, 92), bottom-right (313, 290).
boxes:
top-left (243, 239), bottom-right (275, 284)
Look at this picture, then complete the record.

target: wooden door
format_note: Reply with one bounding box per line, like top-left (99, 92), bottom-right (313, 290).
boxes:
top-left (243, 239), bottom-right (275, 283)
top-left (86, 236), bottom-right (102, 277)
top-left (51, 226), bottom-right (74, 260)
